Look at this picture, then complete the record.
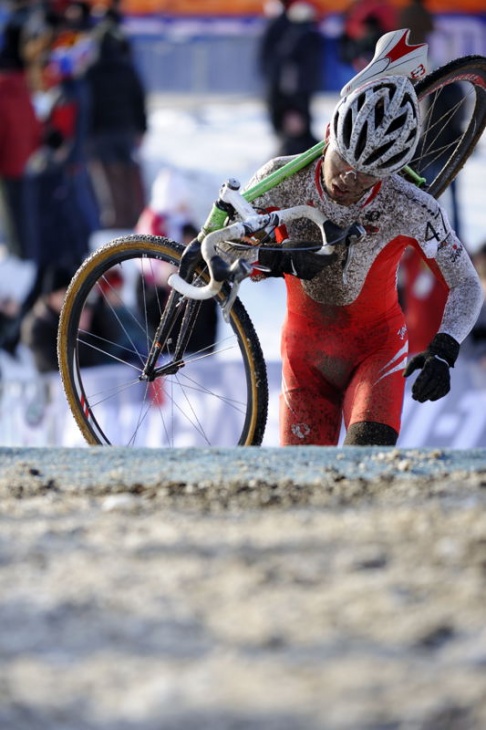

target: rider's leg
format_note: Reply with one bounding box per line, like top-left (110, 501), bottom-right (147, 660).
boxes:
top-left (280, 313), bottom-right (344, 445)
top-left (280, 306), bottom-right (407, 446)
top-left (279, 381), bottom-right (342, 445)
top-left (342, 342), bottom-right (407, 446)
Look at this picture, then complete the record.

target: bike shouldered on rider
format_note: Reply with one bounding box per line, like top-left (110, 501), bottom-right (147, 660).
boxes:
top-left (247, 29), bottom-right (484, 447)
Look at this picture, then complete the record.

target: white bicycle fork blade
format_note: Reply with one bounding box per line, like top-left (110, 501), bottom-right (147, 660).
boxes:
top-left (340, 28), bottom-right (429, 97)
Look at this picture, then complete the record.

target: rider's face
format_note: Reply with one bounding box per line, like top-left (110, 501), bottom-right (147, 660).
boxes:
top-left (322, 146), bottom-right (380, 205)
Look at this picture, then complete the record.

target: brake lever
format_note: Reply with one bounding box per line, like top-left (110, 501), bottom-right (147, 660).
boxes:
top-left (221, 259), bottom-right (253, 322)
top-left (342, 222), bottom-right (366, 283)
top-left (322, 219), bottom-right (366, 247)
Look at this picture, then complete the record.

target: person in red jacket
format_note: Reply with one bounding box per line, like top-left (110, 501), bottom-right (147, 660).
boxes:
top-left (0, 3), bottom-right (42, 258)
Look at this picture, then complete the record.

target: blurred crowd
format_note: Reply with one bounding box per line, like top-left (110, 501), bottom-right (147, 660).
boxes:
top-left (0, 0), bottom-right (151, 367)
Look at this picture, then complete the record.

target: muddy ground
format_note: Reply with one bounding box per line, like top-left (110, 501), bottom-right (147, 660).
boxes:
top-left (0, 446), bottom-right (486, 730)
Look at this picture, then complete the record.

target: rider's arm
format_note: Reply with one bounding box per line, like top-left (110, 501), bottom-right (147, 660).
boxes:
top-left (404, 211), bottom-right (483, 403)
top-left (426, 230), bottom-right (483, 346)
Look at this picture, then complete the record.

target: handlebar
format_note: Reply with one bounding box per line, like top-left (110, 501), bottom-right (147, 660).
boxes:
top-left (168, 198), bottom-right (337, 301)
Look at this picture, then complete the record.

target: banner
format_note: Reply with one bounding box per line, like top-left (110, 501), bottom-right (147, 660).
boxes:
top-left (1, 359), bottom-right (485, 448)
top-left (119, 0), bottom-right (486, 16)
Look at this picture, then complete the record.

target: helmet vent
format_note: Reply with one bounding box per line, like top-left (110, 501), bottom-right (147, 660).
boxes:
top-left (403, 93), bottom-right (418, 117)
top-left (374, 99), bottom-right (385, 128)
top-left (382, 82), bottom-right (396, 100)
top-left (356, 91), bottom-right (367, 112)
top-left (342, 110), bottom-right (353, 149)
top-left (379, 147), bottom-right (411, 170)
top-left (366, 139), bottom-right (396, 165)
top-left (405, 129), bottom-right (417, 147)
top-left (356, 123), bottom-right (369, 158)
top-left (387, 112), bottom-right (408, 134)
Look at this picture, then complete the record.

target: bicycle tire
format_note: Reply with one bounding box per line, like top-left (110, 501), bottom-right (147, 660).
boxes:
top-left (413, 55), bottom-right (486, 199)
top-left (58, 234), bottom-right (268, 447)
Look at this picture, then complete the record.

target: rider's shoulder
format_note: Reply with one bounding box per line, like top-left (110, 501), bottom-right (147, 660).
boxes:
top-left (265, 155), bottom-right (296, 174)
top-left (247, 154), bottom-right (304, 189)
top-left (381, 173), bottom-right (440, 208)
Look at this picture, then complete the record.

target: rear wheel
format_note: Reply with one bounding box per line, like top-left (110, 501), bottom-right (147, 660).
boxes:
top-left (412, 55), bottom-right (486, 198)
top-left (58, 235), bottom-right (268, 447)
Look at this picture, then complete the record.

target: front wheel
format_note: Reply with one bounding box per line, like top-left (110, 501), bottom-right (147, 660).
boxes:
top-left (57, 235), bottom-right (268, 447)
top-left (413, 55), bottom-right (486, 199)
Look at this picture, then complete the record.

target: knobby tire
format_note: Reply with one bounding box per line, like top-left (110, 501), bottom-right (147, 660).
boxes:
top-left (58, 235), bottom-right (268, 447)
top-left (413, 55), bottom-right (486, 199)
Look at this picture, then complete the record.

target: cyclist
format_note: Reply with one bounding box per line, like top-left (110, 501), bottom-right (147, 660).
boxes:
top-left (247, 73), bottom-right (483, 446)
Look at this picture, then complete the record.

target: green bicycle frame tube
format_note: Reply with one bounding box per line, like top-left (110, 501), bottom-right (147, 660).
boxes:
top-left (200, 140), bottom-right (426, 236)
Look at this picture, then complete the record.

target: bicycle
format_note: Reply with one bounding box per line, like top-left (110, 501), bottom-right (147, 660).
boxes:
top-left (58, 51), bottom-right (486, 447)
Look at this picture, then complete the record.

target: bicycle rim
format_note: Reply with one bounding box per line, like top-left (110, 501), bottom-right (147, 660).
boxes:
top-left (58, 235), bottom-right (268, 447)
top-left (412, 55), bottom-right (486, 199)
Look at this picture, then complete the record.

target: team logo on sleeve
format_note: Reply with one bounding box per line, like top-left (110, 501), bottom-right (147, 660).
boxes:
top-left (438, 236), bottom-right (463, 262)
top-left (362, 210), bottom-right (381, 234)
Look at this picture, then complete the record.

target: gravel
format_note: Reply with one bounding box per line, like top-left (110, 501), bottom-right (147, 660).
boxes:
top-left (1, 446), bottom-right (486, 729)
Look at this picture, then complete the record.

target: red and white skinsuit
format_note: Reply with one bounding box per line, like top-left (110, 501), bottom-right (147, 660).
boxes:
top-left (247, 153), bottom-right (483, 445)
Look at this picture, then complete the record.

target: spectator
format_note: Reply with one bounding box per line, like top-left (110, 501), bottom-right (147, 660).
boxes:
top-left (0, 0), bottom-right (42, 259)
top-left (20, 262), bottom-right (75, 372)
top-left (136, 168), bottom-right (194, 241)
top-left (21, 260), bottom-right (140, 372)
top-left (85, 25), bottom-right (147, 229)
top-left (398, 0), bottom-right (434, 46)
top-left (0, 252), bottom-right (36, 354)
top-left (135, 169), bottom-right (217, 353)
top-left (26, 25), bottom-right (100, 271)
top-left (277, 106), bottom-right (320, 156)
top-left (339, 0), bottom-right (397, 71)
top-left (62, 0), bottom-right (93, 35)
top-left (258, 0), bottom-right (323, 153)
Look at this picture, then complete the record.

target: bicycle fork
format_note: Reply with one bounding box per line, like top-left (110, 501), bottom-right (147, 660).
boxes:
top-left (140, 240), bottom-right (204, 381)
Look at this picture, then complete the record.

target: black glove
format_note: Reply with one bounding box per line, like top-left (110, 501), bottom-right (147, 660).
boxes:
top-left (258, 239), bottom-right (337, 279)
top-left (43, 128), bottom-right (65, 150)
top-left (404, 333), bottom-right (460, 402)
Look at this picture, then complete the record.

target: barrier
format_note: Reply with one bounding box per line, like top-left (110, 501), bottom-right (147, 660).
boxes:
top-left (0, 358), bottom-right (485, 447)
top-left (127, 14), bottom-right (486, 95)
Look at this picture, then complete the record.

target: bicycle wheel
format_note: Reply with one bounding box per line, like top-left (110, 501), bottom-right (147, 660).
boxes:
top-left (412, 55), bottom-right (486, 199)
top-left (58, 234), bottom-right (268, 447)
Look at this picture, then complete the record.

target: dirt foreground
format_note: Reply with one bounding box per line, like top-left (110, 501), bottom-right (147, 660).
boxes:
top-left (1, 445), bottom-right (486, 730)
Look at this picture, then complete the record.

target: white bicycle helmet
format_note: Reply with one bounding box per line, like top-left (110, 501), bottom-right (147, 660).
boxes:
top-left (329, 75), bottom-right (420, 177)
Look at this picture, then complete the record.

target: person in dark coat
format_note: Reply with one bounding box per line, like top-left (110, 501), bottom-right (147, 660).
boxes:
top-left (398, 0), bottom-right (434, 45)
top-left (85, 28), bottom-right (147, 229)
top-left (258, 1), bottom-right (323, 152)
top-left (20, 263), bottom-right (75, 373)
